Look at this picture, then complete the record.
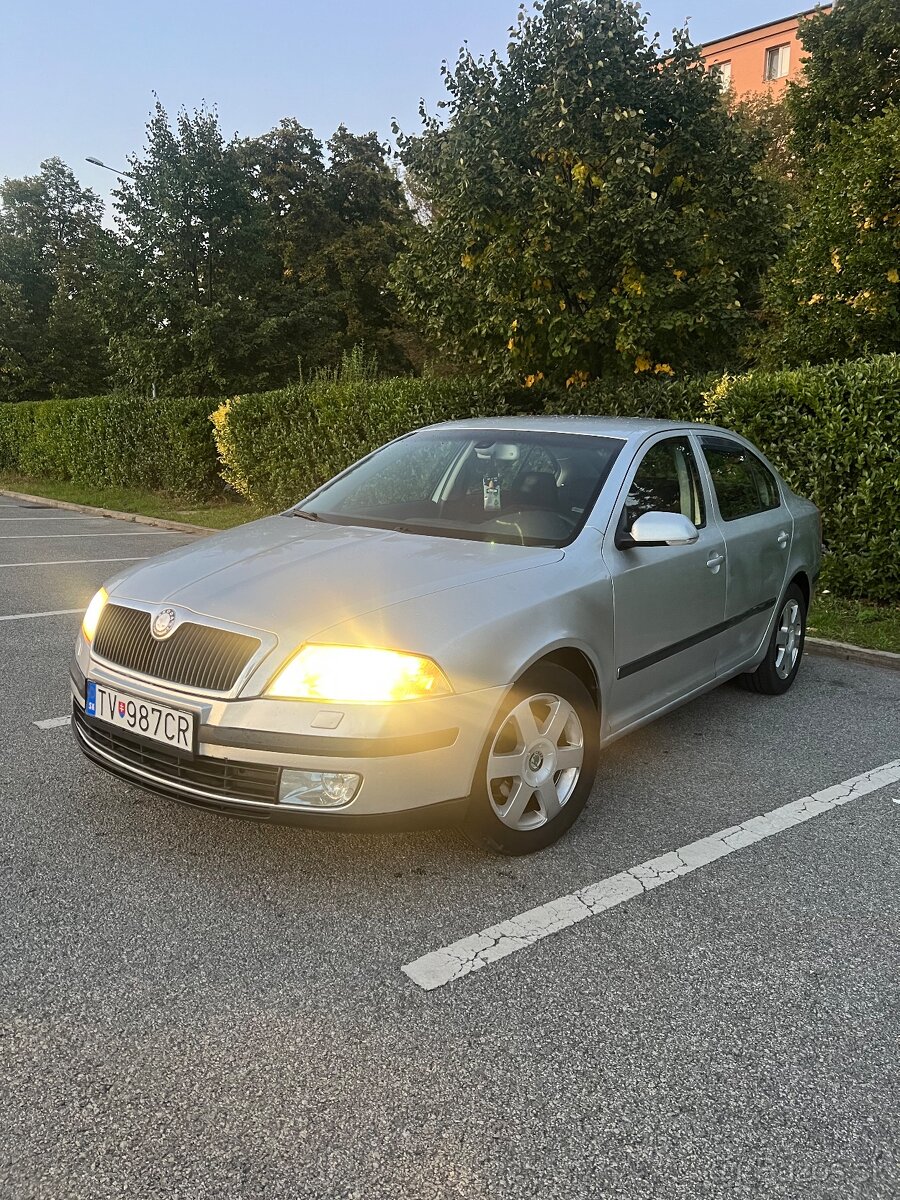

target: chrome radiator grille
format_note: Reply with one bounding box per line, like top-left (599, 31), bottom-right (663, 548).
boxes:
top-left (93, 604), bottom-right (260, 692)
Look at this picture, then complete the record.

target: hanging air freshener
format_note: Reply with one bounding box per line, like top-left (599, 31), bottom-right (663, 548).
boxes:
top-left (483, 475), bottom-right (501, 511)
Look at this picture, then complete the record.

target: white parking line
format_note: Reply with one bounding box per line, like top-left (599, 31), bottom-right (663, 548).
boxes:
top-left (0, 557), bottom-right (151, 569)
top-left (0, 609), bottom-right (81, 622)
top-left (0, 532), bottom-right (178, 539)
top-left (34, 715), bottom-right (71, 729)
top-left (402, 759), bottom-right (900, 991)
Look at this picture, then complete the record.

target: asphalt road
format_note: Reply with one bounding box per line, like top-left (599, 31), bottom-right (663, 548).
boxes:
top-left (1, 496), bottom-right (898, 1200)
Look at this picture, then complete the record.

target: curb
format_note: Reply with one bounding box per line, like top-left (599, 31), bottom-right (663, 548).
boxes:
top-left (806, 636), bottom-right (900, 673)
top-left (0, 488), bottom-right (215, 536)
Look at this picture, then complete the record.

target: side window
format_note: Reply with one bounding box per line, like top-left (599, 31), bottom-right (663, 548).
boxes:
top-left (623, 438), bottom-right (706, 531)
top-left (700, 437), bottom-right (781, 521)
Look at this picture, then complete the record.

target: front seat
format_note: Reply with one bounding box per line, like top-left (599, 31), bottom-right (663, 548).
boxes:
top-left (515, 471), bottom-right (559, 512)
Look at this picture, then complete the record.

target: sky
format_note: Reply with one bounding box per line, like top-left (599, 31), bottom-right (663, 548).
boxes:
top-left (1, 0), bottom-right (799, 213)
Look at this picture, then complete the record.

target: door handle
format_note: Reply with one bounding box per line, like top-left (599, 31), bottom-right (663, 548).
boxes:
top-left (706, 552), bottom-right (725, 572)
top-left (777, 530), bottom-right (789, 549)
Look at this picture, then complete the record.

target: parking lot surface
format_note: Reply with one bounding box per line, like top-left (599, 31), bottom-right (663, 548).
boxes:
top-left (1, 496), bottom-right (898, 1200)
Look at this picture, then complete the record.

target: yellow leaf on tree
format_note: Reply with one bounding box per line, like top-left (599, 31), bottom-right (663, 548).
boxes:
top-left (634, 356), bottom-right (651, 373)
top-left (887, 268), bottom-right (899, 284)
top-left (565, 371), bottom-right (589, 389)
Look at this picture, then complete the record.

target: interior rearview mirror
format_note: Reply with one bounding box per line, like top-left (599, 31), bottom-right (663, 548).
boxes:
top-left (626, 511), bottom-right (700, 547)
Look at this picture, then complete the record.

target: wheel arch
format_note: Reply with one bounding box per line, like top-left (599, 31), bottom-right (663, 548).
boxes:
top-left (536, 646), bottom-right (601, 713)
top-left (502, 645), bottom-right (603, 740)
top-left (788, 570), bottom-right (811, 611)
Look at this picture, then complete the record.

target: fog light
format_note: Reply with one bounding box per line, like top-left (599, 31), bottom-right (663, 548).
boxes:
top-left (279, 769), bottom-right (361, 808)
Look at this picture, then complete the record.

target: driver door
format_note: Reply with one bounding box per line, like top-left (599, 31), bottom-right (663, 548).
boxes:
top-left (602, 435), bottom-right (727, 734)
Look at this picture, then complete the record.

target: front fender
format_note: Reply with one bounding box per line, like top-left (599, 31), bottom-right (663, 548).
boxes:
top-left (309, 554), bottom-right (615, 726)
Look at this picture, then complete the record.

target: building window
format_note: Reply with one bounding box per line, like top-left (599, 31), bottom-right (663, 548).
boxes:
top-left (764, 44), bottom-right (791, 81)
top-left (712, 61), bottom-right (732, 91)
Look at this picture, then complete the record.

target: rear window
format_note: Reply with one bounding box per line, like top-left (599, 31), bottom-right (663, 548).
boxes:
top-left (700, 437), bottom-right (781, 521)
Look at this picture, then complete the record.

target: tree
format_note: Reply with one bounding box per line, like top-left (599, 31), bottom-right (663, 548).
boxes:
top-left (0, 157), bottom-right (110, 401)
top-left (317, 126), bottom-right (419, 372)
top-left (734, 92), bottom-right (797, 190)
top-left (787, 0), bottom-right (900, 158)
top-left (759, 1), bottom-right (900, 364)
top-left (760, 107), bottom-right (900, 365)
top-left (106, 104), bottom-right (417, 396)
top-left (241, 121), bottom-right (418, 376)
top-left (107, 101), bottom-right (278, 396)
top-left (237, 119), bottom-right (337, 380)
top-left (393, 0), bottom-right (784, 386)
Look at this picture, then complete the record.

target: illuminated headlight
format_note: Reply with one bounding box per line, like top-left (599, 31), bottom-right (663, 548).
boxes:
top-left (266, 644), bottom-right (452, 703)
top-left (82, 587), bottom-right (108, 642)
top-left (279, 769), bottom-right (361, 808)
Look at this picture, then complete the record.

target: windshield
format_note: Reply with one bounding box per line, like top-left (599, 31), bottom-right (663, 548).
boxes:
top-left (296, 429), bottom-right (624, 547)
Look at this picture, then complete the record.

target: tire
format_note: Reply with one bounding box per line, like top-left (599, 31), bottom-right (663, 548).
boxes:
top-left (739, 583), bottom-right (807, 695)
top-left (462, 663), bottom-right (599, 855)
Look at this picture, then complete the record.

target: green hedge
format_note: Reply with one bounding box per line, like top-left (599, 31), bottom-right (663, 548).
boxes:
top-left (211, 375), bottom-right (506, 510)
top-left (1, 356), bottom-right (898, 600)
top-left (700, 359), bottom-right (900, 603)
top-left (536, 358), bottom-right (900, 602)
top-left (0, 394), bottom-right (221, 501)
top-left (211, 358), bottom-right (900, 601)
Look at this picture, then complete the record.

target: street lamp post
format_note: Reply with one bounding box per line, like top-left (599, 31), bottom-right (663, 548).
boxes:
top-left (85, 156), bottom-right (134, 179)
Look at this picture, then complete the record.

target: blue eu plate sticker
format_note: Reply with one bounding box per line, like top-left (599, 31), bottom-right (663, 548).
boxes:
top-left (86, 680), bottom-right (97, 716)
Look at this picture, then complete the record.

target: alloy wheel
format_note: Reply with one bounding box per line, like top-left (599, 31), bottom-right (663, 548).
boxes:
top-left (774, 598), bottom-right (803, 679)
top-left (486, 692), bottom-right (585, 831)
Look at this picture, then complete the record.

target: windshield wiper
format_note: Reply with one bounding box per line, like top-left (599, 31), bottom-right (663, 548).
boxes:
top-left (291, 509), bottom-right (321, 522)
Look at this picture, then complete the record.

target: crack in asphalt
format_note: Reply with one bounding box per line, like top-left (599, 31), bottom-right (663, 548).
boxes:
top-left (403, 760), bottom-right (900, 990)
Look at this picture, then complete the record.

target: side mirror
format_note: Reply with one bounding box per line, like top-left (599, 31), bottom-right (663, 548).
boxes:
top-left (626, 511), bottom-right (699, 548)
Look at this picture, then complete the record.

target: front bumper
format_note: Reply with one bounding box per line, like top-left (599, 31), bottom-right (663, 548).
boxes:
top-left (71, 658), bottom-right (506, 829)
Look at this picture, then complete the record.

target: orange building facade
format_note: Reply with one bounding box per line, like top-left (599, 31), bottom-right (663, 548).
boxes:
top-left (699, 6), bottom-right (832, 99)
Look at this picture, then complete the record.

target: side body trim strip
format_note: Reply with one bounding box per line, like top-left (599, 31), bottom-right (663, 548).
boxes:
top-left (617, 598), bottom-right (777, 680)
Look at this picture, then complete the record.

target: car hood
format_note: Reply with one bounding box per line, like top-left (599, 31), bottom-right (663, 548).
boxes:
top-left (113, 516), bottom-right (564, 642)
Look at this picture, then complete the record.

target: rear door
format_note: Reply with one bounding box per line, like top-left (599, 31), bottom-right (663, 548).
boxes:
top-left (602, 434), bottom-right (727, 734)
top-left (694, 434), bottom-right (793, 675)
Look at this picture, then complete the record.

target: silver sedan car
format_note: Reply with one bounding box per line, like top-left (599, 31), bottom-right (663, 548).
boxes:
top-left (73, 417), bottom-right (821, 854)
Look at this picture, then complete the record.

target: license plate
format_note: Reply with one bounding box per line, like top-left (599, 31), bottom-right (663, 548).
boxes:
top-left (85, 681), bottom-right (195, 753)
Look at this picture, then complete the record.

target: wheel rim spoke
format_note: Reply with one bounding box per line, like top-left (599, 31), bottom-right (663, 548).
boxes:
top-left (555, 745), bottom-right (583, 771)
top-left (487, 749), bottom-right (528, 781)
top-left (544, 698), bottom-right (571, 745)
top-left (501, 779), bottom-right (535, 826)
top-left (514, 702), bottom-right (541, 746)
top-left (535, 779), bottom-right (561, 821)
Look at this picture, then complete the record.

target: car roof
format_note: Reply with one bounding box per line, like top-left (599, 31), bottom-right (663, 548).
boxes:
top-left (428, 415), bottom-right (732, 443)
